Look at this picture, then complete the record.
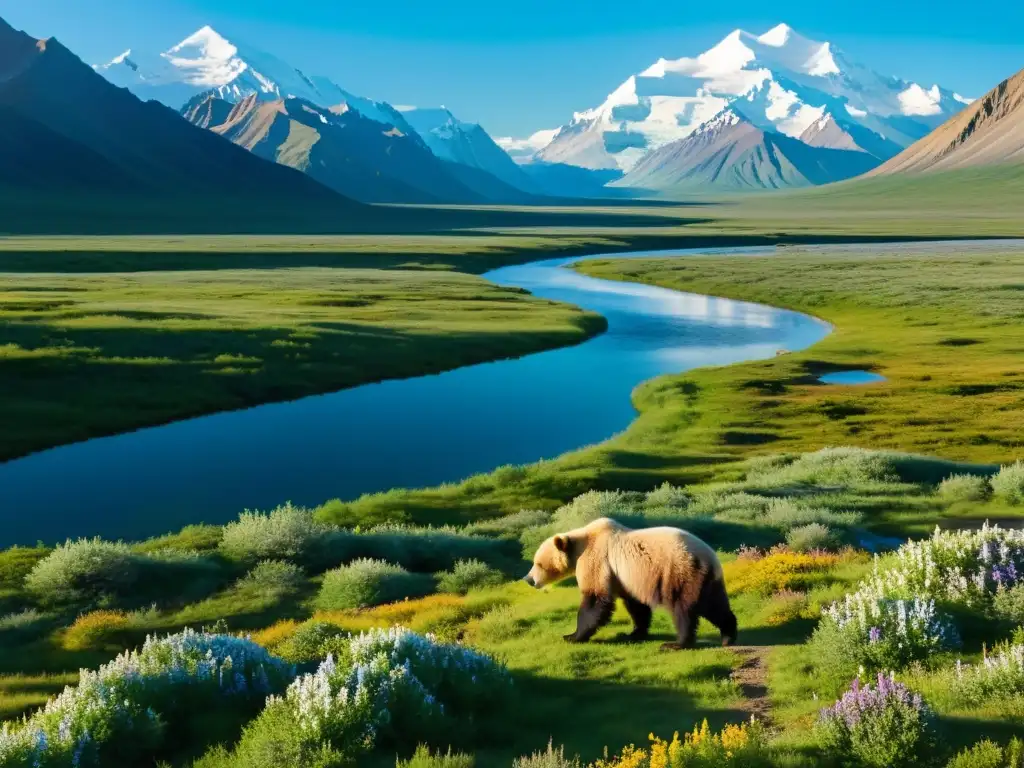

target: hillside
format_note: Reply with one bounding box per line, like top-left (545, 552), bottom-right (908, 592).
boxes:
top-left (870, 66), bottom-right (1024, 175)
top-left (185, 93), bottom-right (495, 203)
top-left (0, 17), bottom-right (358, 232)
top-left (614, 109), bottom-right (879, 192)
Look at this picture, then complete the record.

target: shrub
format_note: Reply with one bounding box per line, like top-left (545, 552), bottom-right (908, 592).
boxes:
top-left (272, 620), bottom-right (347, 664)
top-left (236, 560), bottom-right (306, 596)
top-left (643, 483), bottom-right (691, 510)
top-left (993, 462), bottom-right (1024, 505)
top-left (436, 560), bottom-right (504, 595)
top-left (0, 629), bottom-right (293, 767)
top-left (474, 605), bottom-right (530, 642)
top-left (463, 510), bottom-right (551, 538)
top-left (946, 739), bottom-right (1014, 768)
top-left (787, 523), bottom-right (839, 552)
top-left (0, 545), bottom-right (50, 590)
top-left (316, 559), bottom-right (434, 611)
top-left (995, 585), bottom-right (1024, 624)
top-left (849, 524), bottom-right (1024, 610)
top-left (398, 745), bottom-right (475, 768)
top-left (723, 547), bottom-right (848, 597)
top-left (818, 674), bottom-right (937, 768)
top-left (134, 524), bottom-right (224, 554)
top-left (326, 526), bottom-right (515, 573)
top-left (552, 490), bottom-right (631, 530)
top-left (513, 740), bottom-right (581, 768)
top-left (591, 719), bottom-right (770, 768)
top-left (0, 608), bottom-right (50, 645)
top-left (224, 628), bottom-right (511, 766)
top-left (219, 503), bottom-right (329, 567)
top-left (748, 447), bottom-right (987, 488)
top-left (814, 592), bottom-right (958, 676)
top-left (938, 474), bottom-right (991, 503)
top-left (62, 610), bottom-right (132, 651)
top-left (25, 538), bottom-right (141, 608)
top-left (953, 642), bottom-right (1024, 702)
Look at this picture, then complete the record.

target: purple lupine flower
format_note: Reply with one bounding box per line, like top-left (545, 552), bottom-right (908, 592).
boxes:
top-left (869, 627), bottom-right (882, 644)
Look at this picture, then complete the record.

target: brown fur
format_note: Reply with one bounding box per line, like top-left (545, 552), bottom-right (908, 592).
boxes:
top-left (525, 518), bottom-right (736, 648)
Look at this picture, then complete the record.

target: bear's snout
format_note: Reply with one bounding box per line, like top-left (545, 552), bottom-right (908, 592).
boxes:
top-left (522, 574), bottom-right (537, 588)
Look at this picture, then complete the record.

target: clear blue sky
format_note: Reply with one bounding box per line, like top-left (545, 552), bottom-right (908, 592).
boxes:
top-left (2, 0), bottom-right (1023, 138)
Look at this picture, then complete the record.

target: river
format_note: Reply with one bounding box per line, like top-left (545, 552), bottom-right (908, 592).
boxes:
top-left (0, 246), bottom-right (831, 546)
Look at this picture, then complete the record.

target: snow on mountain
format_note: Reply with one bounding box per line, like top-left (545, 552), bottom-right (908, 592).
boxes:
top-left (613, 106), bottom-right (880, 192)
top-left (531, 23), bottom-right (966, 172)
top-left (94, 26), bottom-right (411, 131)
top-left (398, 106), bottom-right (539, 192)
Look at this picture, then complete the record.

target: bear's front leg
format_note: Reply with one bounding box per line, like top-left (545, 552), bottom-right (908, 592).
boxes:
top-left (565, 593), bottom-right (614, 642)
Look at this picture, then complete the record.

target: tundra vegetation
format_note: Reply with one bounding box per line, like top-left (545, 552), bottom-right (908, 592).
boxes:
top-left (4, 238), bottom-right (1024, 765)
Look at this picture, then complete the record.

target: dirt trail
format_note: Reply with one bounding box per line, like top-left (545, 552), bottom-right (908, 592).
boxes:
top-left (730, 646), bottom-right (773, 726)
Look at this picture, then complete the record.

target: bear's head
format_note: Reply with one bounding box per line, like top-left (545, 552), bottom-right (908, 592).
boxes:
top-left (524, 534), bottom-right (572, 588)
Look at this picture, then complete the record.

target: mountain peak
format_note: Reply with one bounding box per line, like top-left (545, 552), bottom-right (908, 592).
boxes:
top-left (170, 25), bottom-right (236, 58)
top-left (758, 23), bottom-right (794, 46)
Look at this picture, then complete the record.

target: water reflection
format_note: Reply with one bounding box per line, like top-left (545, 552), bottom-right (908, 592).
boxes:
top-left (0, 248), bottom-right (830, 546)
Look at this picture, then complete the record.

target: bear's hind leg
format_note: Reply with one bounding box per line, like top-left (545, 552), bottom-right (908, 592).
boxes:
top-left (698, 576), bottom-right (738, 647)
top-left (662, 603), bottom-right (699, 651)
top-left (621, 594), bottom-right (652, 641)
top-left (565, 593), bottom-right (615, 643)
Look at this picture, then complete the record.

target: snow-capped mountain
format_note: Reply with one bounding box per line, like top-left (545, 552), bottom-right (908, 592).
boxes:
top-left (530, 23), bottom-right (970, 173)
top-left (613, 108), bottom-right (879, 192)
top-left (397, 107), bottom-right (539, 193)
top-left (94, 26), bottom-right (412, 130)
top-left (94, 27), bottom-right (540, 194)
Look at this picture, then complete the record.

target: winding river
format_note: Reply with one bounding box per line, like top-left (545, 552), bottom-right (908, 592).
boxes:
top-left (0, 247), bottom-right (832, 546)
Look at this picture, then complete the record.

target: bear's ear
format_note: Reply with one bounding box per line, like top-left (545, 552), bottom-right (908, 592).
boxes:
top-left (554, 535), bottom-right (569, 552)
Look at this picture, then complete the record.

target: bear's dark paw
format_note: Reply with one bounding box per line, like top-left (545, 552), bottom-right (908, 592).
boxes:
top-left (721, 634), bottom-right (737, 647)
top-left (614, 631), bottom-right (647, 644)
top-left (563, 633), bottom-right (583, 643)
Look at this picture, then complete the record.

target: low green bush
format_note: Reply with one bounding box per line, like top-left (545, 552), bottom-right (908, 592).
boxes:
top-left (398, 746), bottom-right (475, 768)
top-left (272, 620), bottom-right (347, 664)
top-left (0, 608), bottom-right (52, 645)
top-left (219, 503), bottom-right (329, 567)
top-left (993, 462), bottom-right (1024, 505)
top-left (474, 605), bottom-right (530, 642)
top-left (946, 739), bottom-right (1022, 768)
top-left (235, 560), bottom-right (306, 596)
top-left (316, 559), bottom-right (434, 611)
top-left (993, 585), bottom-right (1024, 625)
top-left (436, 560), bottom-right (504, 595)
top-left (0, 545), bottom-right (51, 590)
top-left (324, 526), bottom-right (515, 573)
top-left (25, 539), bottom-right (141, 608)
top-left (463, 509), bottom-right (551, 538)
top-left (134, 524), bottom-right (224, 554)
top-left (786, 523), bottom-right (839, 552)
top-left (24, 539), bottom-right (225, 611)
top-left (938, 474), bottom-right (991, 503)
top-left (748, 447), bottom-right (991, 488)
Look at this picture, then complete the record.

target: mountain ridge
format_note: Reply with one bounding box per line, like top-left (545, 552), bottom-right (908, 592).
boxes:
top-left (869, 66), bottom-right (1024, 176)
top-left (523, 23), bottom-right (967, 184)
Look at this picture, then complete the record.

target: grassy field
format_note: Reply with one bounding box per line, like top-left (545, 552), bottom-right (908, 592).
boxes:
top-left (304, 242), bottom-right (1024, 535)
top-left (0, 267), bottom-right (603, 460)
top-left (2, 449), bottom-right (1022, 767)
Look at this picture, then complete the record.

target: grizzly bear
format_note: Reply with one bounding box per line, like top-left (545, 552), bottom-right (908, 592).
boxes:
top-left (524, 517), bottom-right (736, 649)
